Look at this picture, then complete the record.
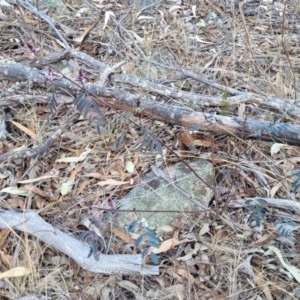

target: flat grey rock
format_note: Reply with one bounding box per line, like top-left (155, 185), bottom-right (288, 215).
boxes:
top-left (118, 159), bottom-right (214, 228)
top-left (125, 0), bottom-right (156, 7)
top-left (38, 0), bottom-right (65, 10)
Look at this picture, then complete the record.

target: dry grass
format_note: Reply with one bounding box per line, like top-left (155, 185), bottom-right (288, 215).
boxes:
top-left (0, 0), bottom-right (300, 299)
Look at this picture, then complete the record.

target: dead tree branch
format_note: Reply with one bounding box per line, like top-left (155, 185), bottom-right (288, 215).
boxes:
top-left (1, 60), bottom-right (300, 145)
top-left (229, 197), bottom-right (300, 213)
top-left (71, 50), bottom-right (299, 116)
top-left (0, 113), bottom-right (79, 163)
top-left (0, 210), bottom-right (159, 275)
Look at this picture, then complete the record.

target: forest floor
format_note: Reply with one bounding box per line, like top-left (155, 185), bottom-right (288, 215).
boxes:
top-left (1, 0), bottom-right (300, 299)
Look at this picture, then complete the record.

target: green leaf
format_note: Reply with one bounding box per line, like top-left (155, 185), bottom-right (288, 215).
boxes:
top-left (144, 227), bottom-right (156, 235)
top-left (116, 132), bottom-right (126, 150)
top-left (87, 247), bottom-right (93, 258)
top-left (284, 217), bottom-right (293, 223)
top-left (142, 248), bottom-right (149, 259)
top-left (80, 230), bottom-right (91, 240)
top-left (77, 100), bottom-right (88, 114)
top-left (249, 211), bottom-right (255, 221)
top-left (256, 207), bottom-right (265, 221)
top-left (256, 218), bottom-right (261, 227)
top-left (256, 198), bottom-right (268, 206)
top-left (148, 240), bottom-right (160, 248)
top-left (196, 20), bottom-right (206, 28)
top-left (128, 220), bottom-right (139, 233)
top-left (245, 199), bottom-right (253, 206)
top-left (292, 181), bottom-right (300, 193)
top-left (146, 232), bottom-right (160, 244)
top-left (96, 123), bottom-right (101, 135)
top-left (150, 252), bottom-right (159, 264)
top-left (83, 103), bottom-right (92, 119)
top-left (136, 234), bottom-right (144, 247)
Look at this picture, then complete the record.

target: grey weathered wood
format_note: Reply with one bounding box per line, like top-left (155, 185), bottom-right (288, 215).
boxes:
top-left (0, 210), bottom-right (159, 275)
top-left (1, 60), bottom-right (300, 145)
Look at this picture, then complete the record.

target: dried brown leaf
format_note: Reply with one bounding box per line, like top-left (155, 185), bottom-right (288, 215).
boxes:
top-left (0, 251), bottom-right (13, 268)
top-left (82, 172), bottom-right (103, 178)
top-left (23, 184), bottom-right (51, 200)
top-left (97, 179), bottom-right (129, 186)
top-left (0, 229), bottom-right (11, 249)
top-left (10, 120), bottom-right (36, 139)
top-left (255, 271), bottom-right (273, 300)
top-left (76, 179), bottom-right (92, 195)
top-left (73, 19), bottom-right (100, 44)
top-left (178, 129), bottom-right (197, 152)
top-left (35, 195), bottom-right (46, 209)
top-left (109, 161), bottom-right (126, 181)
top-left (69, 165), bottom-right (82, 181)
top-left (249, 233), bottom-right (276, 247)
top-left (150, 237), bottom-right (192, 254)
top-left (110, 226), bottom-right (133, 244)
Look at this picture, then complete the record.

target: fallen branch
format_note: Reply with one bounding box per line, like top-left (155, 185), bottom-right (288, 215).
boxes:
top-left (0, 113), bottom-right (79, 163)
top-left (229, 197), bottom-right (300, 213)
top-left (0, 210), bottom-right (159, 275)
top-left (16, 296), bottom-right (48, 300)
top-left (3, 1), bottom-right (298, 116)
top-left (72, 50), bottom-right (299, 116)
top-left (1, 61), bottom-right (300, 145)
top-left (14, 49), bottom-right (300, 117)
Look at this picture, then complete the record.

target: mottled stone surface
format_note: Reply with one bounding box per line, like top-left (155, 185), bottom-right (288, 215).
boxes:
top-left (118, 159), bottom-right (214, 229)
top-left (124, 0), bottom-right (155, 7)
top-left (38, 0), bottom-right (66, 10)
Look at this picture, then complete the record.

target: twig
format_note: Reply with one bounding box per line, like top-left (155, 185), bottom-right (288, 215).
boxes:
top-left (0, 81), bottom-right (28, 98)
top-left (142, 58), bottom-right (243, 95)
top-left (281, 6), bottom-right (297, 99)
top-left (0, 94), bottom-right (73, 107)
top-left (0, 113), bottom-right (79, 163)
top-left (112, 16), bottom-right (147, 60)
top-left (16, 155), bottom-right (40, 183)
top-left (27, 49), bottom-right (70, 67)
top-left (8, 49), bottom-right (297, 119)
top-left (15, 0), bottom-right (71, 49)
top-left (178, 67), bottom-right (243, 96)
top-left (98, 61), bottom-right (126, 87)
top-left (238, 1), bottom-right (277, 95)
